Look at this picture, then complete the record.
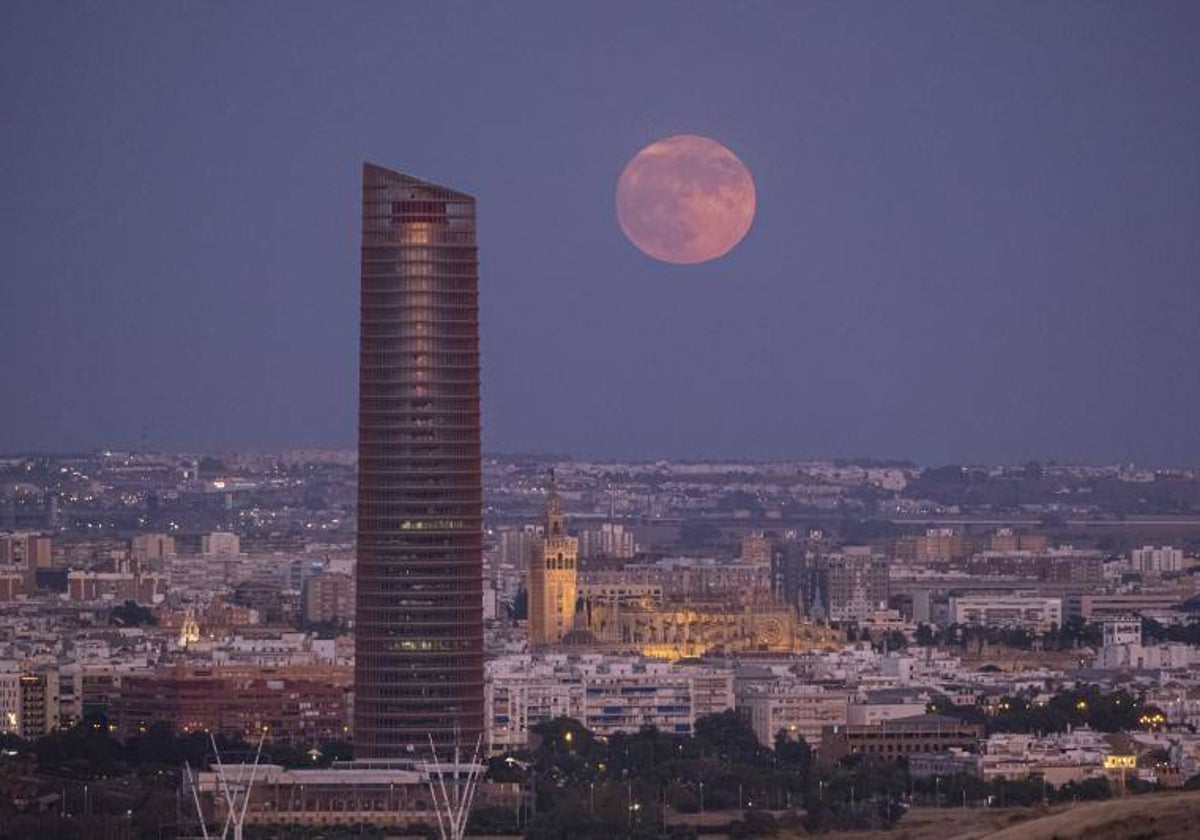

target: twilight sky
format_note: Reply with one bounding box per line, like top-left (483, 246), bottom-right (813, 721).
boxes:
top-left (2, 2), bottom-right (1199, 465)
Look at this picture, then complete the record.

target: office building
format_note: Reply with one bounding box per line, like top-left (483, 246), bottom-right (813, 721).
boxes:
top-left (355, 163), bottom-right (484, 756)
top-left (818, 713), bottom-right (983, 768)
top-left (948, 594), bottom-right (1062, 631)
top-left (0, 531), bottom-right (51, 592)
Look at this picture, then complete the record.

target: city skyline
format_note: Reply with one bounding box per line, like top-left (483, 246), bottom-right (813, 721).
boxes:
top-left (3, 4), bottom-right (1200, 464)
top-left (5, 4), bottom-right (1200, 836)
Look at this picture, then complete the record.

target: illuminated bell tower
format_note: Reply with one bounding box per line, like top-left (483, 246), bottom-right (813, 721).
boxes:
top-left (528, 470), bottom-right (577, 646)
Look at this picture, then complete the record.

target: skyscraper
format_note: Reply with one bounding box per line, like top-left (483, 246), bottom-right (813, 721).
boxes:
top-left (355, 163), bottom-right (484, 757)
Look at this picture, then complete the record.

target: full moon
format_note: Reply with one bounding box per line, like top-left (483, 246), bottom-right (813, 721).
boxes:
top-left (616, 134), bottom-right (756, 265)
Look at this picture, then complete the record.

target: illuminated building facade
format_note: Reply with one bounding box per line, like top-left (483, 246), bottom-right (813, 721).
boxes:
top-left (355, 163), bottom-right (484, 756)
top-left (528, 474), bottom-right (577, 646)
top-left (484, 653), bottom-right (734, 752)
top-left (583, 601), bottom-right (840, 660)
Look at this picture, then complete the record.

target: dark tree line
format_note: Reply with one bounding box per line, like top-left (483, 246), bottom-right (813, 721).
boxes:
top-left (912, 617), bottom-right (1102, 652)
top-left (988, 686), bottom-right (1164, 735)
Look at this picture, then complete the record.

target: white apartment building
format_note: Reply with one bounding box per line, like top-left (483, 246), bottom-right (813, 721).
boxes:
top-left (0, 663), bottom-right (19, 734)
top-left (980, 729), bottom-right (1109, 785)
top-left (737, 680), bottom-right (850, 746)
top-left (1095, 640), bottom-right (1200, 670)
top-left (1130, 546), bottom-right (1184, 575)
top-left (846, 689), bottom-right (928, 727)
top-left (0, 663), bottom-right (60, 738)
top-left (484, 654), bottom-right (734, 752)
top-left (949, 594), bottom-right (1062, 631)
top-left (1093, 615), bottom-right (1200, 670)
top-left (578, 523), bottom-right (636, 559)
top-left (1103, 616), bottom-right (1142, 647)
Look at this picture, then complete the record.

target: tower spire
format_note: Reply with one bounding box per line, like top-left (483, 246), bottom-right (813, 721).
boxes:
top-left (546, 469), bottom-right (563, 536)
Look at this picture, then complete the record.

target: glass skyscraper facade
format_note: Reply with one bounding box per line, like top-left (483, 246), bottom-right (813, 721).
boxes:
top-left (355, 163), bottom-right (484, 757)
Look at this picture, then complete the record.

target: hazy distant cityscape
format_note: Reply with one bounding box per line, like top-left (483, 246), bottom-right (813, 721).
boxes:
top-left (5, 449), bottom-right (1200, 835)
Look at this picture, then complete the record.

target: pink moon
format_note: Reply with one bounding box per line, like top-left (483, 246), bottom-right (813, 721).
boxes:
top-left (616, 134), bottom-right (756, 265)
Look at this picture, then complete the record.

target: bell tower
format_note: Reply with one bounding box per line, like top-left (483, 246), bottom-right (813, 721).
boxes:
top-left (528, 470), bottom-right (578, 646)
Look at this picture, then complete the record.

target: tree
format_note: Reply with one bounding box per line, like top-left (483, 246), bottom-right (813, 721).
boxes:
top-left (109, 600), bottom-right (155, 627)
top-left (509, 587), bottom-right (528, 621)
top-left (773, 731), bottom-right (812, 773)
top-left (693, 711), bottom-right (765, 765)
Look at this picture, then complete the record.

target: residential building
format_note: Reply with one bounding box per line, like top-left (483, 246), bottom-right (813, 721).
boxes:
top-left (1131, 546), bottom-right (1184, 575)
top-left (302, 571), bottom-right (354, 626)
top-left (484, 654), bottom-right (734, 752)
top-left (895, 529), bottom-right (970, 563)
top-left (110, 665), bottom-right (352, 745)
top-left (17, 671), bottom-right (59, 739)
top-left (200, 531), bottom-right (240, 557)
top-left (578, 522), bottom-right (635, 559)
top-left (738, 680), bottom-right (850, 746)
top-left (741, 531), bottom-right (771, 567)
top-left (130, 533), bottom-right (176, 566)
top-left (0, 531), bottom-right (51, 591)
top-left (799, 547), bottom-right (889, 623)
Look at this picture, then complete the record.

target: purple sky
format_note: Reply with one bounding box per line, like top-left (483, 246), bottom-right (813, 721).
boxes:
top-left (2, 2), bottom-right (1199, 465)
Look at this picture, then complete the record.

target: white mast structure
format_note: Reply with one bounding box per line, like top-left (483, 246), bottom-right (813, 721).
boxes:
top-left (426, 734), bottom-right (485, 840)
top-left (183, 731), bottom-right (267, 840)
